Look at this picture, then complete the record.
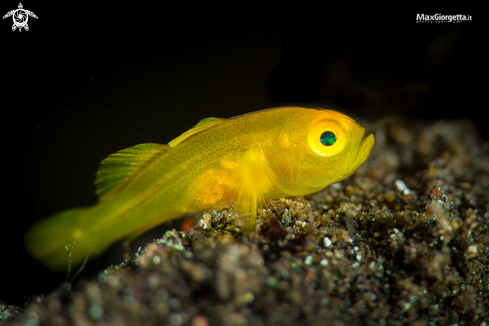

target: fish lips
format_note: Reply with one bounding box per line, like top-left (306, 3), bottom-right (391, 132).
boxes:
top-left (347, 130), bottom-right (375, 174)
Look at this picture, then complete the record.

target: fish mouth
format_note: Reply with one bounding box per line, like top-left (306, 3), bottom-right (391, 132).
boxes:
top-left (347, 131), bottom-right (375, 174)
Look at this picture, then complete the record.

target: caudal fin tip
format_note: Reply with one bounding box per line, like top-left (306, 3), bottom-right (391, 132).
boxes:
top-left (24, 208), bottom-right (96, 271)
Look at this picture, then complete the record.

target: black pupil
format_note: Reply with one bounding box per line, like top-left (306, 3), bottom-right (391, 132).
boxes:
top-left (320, 131), bottom-right (336, 146)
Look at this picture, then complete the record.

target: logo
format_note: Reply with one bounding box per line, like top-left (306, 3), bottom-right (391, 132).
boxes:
top-left (3, 3), bottom-right (37, 32)
top-left (416, 13), bottom-right (472, 24)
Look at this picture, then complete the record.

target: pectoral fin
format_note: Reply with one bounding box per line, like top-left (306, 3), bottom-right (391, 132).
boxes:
top-left (232, 147), bottom-right (277, 230)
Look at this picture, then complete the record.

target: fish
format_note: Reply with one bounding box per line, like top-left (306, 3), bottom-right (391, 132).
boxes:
top-left (25, 107), bottom-right (375, 270)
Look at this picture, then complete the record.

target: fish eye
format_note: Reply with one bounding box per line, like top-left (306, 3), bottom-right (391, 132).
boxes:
top-left (308, 120), bottom-right (346, 157)
top-left (320, 131), bottom-right (336, 146)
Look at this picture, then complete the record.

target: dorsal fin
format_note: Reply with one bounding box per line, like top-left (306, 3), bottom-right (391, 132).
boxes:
top-left (95, 143), bottom-right (169, 200)
top-left (168, 117), bottom-right (226, 148)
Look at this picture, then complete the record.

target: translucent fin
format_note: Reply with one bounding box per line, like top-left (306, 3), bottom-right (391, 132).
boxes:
top-left (233, 147), bottom-right (276, 231)
top-left (168, 117), bottom-right (227, 148)
top-left (95, 143), bottom-right (169, 200)
top-left (25, 207), bottom-right (100, 271)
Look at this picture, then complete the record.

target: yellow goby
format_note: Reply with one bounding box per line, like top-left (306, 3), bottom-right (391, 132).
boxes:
top-left (25, 107), bottom-right (375, 270)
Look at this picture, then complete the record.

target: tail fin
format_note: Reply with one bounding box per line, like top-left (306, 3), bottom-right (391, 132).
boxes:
top-left (25, 207), bottom-right (103, 271)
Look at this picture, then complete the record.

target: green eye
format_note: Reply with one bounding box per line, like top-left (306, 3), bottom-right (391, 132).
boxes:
top-left (320, 131), bottom-right (336, 146)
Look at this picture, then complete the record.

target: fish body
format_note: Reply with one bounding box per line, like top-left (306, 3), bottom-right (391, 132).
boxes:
top-left (25, 107), bottom-right (375, 270)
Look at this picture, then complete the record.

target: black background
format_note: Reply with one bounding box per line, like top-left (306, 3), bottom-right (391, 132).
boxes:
top-left (1, 5), bottom-right (482, 305)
